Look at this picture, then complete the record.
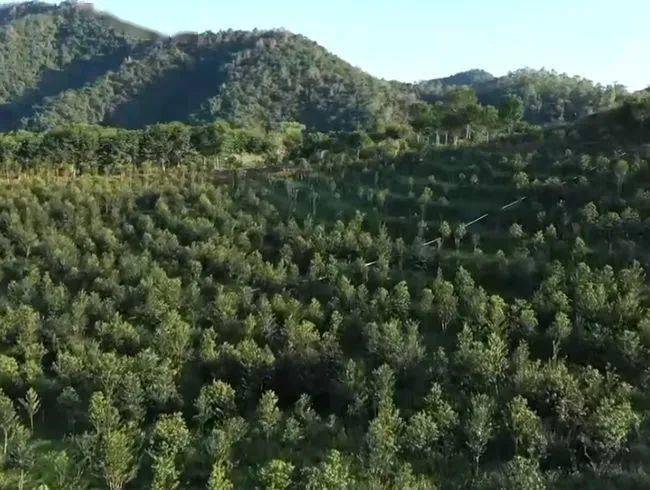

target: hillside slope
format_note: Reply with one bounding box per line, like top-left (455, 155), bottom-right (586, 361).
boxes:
top-left (419, 68), bottom-right (626, 124)
top-left (0, 1), bottom-right (158, 130)
top-left (26, 30), bottom-right (413, 132)
top-left (0, 2), bottom-right (630, 132)
top-left (0, 2), bottom-right (412, 132)
top-left (0, 101), bottom-right (647, 488)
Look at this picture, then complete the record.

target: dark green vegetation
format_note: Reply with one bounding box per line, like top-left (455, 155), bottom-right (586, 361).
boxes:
top-left (418, 69), bottom-right (627, 124)
top-left (0, 87), bottom-right (646, 488)
top-left (0, 1), bottom-right (408, 132)
top-left (0, 2), bottom-right (631, 133)
top-left (0, 1), bottom-right (649, 489)
top-left (0, 121), bottom-right (309, 172)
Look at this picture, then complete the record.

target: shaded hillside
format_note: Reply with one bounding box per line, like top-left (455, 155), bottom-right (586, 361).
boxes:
top-left (419, 68), bottom-right (627, 124)
top-left (0, 2), bottom-right (413, 132)
top-left (27, 30), bottom-right (413, 132)
top-left (0, 1), bottom-right (158, 131)
top-left (417, 69), bottom-right (495, 96)
top-left (0, 2), bottom-right (631, 132)
top-left (571, 95), bottom-right (650, 146)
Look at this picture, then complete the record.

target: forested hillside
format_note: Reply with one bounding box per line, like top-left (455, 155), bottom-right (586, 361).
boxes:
top-left (0, 2), bottom-right (630, 133)
top-left (0, 92), bottom-right (645, 488)
top-left (26, 30), bottom-right (411, 132)
top-left (0, 1), bottom-right (411, 132)
top-left (0, 1), bottom-right (157, 131)
top-left (0, 1), bottom-right (648, 489)
top-left (419, 69), bottom-right (627, 124)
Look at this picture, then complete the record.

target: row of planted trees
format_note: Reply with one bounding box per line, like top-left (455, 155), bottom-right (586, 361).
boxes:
top-left (0, 96), bottom-right (646, 487)
top-left (0, 154), bottom-right (645, 487)
top-left (0, 121), bottom-right (308, 175)
top-left (0, 87), bottom-right (537, 178)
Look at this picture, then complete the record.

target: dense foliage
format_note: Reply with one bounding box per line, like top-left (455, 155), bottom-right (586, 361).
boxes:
top-left (0, 2), bottom-right (631, 133)
top-left (0, 121), bottom-right (308, 172)
top-left (0, 100), bottom-right (645, 488)
top-left (0, 2), bottom-right (410, 133)
top-left (25, 29), bottom-right (411, 133)
top-left (0, 1), bottom-right (155, 131)
top-left (0, 2), bottom-right (648, 489)
top-left (419, 69), bottom-right (627, 124)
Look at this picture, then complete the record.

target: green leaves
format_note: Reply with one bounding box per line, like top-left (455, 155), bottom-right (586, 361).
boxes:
top-left (465, 394), bottom-right (495, 473)
top-left (17, 388), bottom-right (39, 433)
top-left (85, 392), bottom-right (143, 489)
top-left (586, 396), bottom-right (640, 469)
top-left (195, 381), bottom-right (237, 431)
top-left (257, 459), bottom-right (294, 490)
top-left (0, 110), bottom-right (647, 490)
top-left (508, 396), bottom-right (547, 458)
top-left (365, 398), bottom-right (403, 484)
top-left (305, 450), bottom-right (354, 490)
top-left (101, 429), bottom-right (140, 490)
top-left (257, 391), bottom-right (281, 441)
top-left (364, 319), bottom-right (424, 371)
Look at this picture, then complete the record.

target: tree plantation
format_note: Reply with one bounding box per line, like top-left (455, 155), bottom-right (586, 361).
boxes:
top-left (0, 1), bottom-right (648, 489)
top-left (0, 93), bottom-right (644, 488)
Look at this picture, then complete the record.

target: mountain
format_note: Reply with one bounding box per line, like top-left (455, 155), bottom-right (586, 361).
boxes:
top-left (0, 1), bottom-right (413, 132)
top-left (28, 30), bottom-right (414, 132)
top-left (417, 69), bottom-right (495, 94)
top-left (0, 2), bottom-right (629, 132)
top-left (0, 1), bottom-right (159, 130)
top-left (419, 68), bottom-right (627, 124)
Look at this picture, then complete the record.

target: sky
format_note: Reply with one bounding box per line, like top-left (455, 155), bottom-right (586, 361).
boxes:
top-left (42, 0), bottom-right (650, 90)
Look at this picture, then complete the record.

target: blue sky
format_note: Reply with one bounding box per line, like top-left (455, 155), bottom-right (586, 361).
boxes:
top-left (44, 0), bottom-right (649, 90)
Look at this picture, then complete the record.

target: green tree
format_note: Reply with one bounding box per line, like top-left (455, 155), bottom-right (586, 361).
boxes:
top-left (613, 159), bottom-right (629, 194)
top-left (195, 381), bottom-right (237, 431)
top-left (365, 319), bottom-right (424, 370)
top-left (431, 272), bottom-right (458, 331)
top-left (305, 450), bottom-right (354, 490)
top-left (390, 281), bottom-right (411, 319)
top-left (404, 411), bottom-right (439, 455)
top-left (101, 429), bottom-right (140, 490)
top-left (88, 393), bottom-right (141, 490)
top-left (509, 223), bottom-right (525, 241)
top-left (502, 456), bottom-right (546, 490)
top-left (0, 390), bottom-right (19, 457)
top-left (6, 424), bottom-right (33, 490)
top-left (454, 223), bottom-right (467, 250)
top-left (257, 391), bottom-right (282, 440)
top-left (499, 95), bottom-right (525, 133)
top-left (418, 187), bottom-right (434, 220)
top-left (154, 311), bottom-right (191, 376)
top-left (365, 398), bottom-right (402, 485)
top-left (586, 396), bottom-right (639, 471)
top-left (208, 462), bottom-right (234, 490)
top-left (465, 394), bottom-right (494, 473)
top-left (439, 221), bottom-right (452, 248)
top-left (258, 459), bottom-right (294, 490)
top-left (508, 396), bottom-right (546, 457)
top-left (149, 413), bottom-right (190, 490)
top-left (18, 388), bottom-right (40, 433)
top-left (548, 312), bottom-right (572, 358)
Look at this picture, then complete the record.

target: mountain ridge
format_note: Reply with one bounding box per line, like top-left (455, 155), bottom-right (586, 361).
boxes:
top-left (0, 1), bottom-right (631, 131)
